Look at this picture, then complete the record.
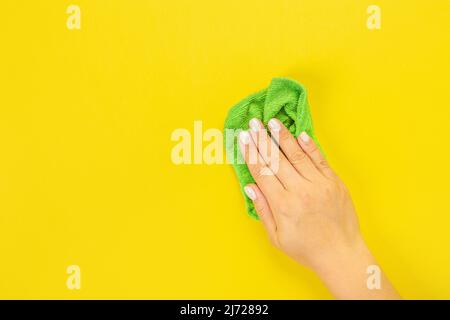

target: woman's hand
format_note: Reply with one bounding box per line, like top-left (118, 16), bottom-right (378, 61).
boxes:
top-left (239, 118), bottom-right (399, 299)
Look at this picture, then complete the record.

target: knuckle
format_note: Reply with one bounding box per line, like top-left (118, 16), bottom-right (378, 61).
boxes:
top-left (259, 165), bottom-right (274, 178)
top-left (300, 192), bottom-right (313, 207)
top-left (251, 164), bottom-right (268, 180)
top-left (321, 180), bottom-right (343, 200)
top-left (254, 201), bottom-right (266, 215)
top-left (308, 144), bottom-right (319, 154)
top-left (289, 149), bottom-right (307, 164)
top-left (252, 170), bottom-right (263, 181)
top-left (278, 130), bottom-right (291, 144)
top-left (318, 158), bottom-right (329, 169)
top-left (332, 179), bottom-right (343, 190)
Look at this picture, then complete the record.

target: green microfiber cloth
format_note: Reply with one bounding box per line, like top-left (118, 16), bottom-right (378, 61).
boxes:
top-left (224, 77), bottom-right (320, 219)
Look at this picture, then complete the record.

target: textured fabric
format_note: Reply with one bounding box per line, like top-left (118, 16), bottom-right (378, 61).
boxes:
top-left (224, 78), bottom-right (320, 219)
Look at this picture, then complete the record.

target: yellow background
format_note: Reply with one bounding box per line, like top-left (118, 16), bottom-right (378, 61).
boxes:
top-left (0, 0), bottom-right (449, 299)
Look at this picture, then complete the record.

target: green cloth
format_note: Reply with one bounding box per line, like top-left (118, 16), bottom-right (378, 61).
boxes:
top-left (224, 78), bottom-right (320, 219)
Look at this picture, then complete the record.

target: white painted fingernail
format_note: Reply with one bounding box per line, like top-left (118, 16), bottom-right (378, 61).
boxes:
top-left (249, 118), bottom-right (261, 132)
top-left (244, 186), bottom-right (257, 200)
top-left (300, 131), bottom-right (310, 143)
top-left (268, 118), bottom-right (280, 131)
top-left (239, 130), bottom-right (251, 145)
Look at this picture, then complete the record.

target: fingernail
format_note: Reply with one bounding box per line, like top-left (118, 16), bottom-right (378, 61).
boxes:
top-left (300, 131), bottom-right (310, 143)
top-left (239, 130), bottom-right (251, 145)
top-left (268, 118), bottom-right (280, 131)
top-left (244, 186), bottom-right (257, 200)
top-left (249, 118), bottom-right (261, 132)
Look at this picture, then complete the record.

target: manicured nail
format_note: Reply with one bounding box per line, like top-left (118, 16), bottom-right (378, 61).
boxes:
top-left (239, 130), bottom-right (251, 145)
top-left (244, 186), bottom-right (257, 200)
top-left (300, 131), bottom-right (310, 143)
top-left (268, 118), bottom-right (280, 131)
top-left (249, 118), bottom-right (261, 132)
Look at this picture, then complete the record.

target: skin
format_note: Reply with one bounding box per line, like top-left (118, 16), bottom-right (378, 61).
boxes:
top-left (239, 118), bottom-right (400, 300)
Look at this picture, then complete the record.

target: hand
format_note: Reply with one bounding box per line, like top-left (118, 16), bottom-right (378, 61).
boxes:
top-left (239, 118), bottom-right (399, 299)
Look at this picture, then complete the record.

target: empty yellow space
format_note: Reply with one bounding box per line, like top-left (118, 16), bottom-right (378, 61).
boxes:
top-left (0, 0), bottom-right (449, 298)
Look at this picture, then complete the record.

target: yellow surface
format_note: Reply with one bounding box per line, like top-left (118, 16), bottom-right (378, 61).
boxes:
top-left (0, 0), bottom-right (449, 299)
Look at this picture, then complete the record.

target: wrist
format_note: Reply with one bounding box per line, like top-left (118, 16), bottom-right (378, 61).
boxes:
top-left (311, 238), bottom-right (400, 299)
top-left (313, 236), bottom-right (372, 280)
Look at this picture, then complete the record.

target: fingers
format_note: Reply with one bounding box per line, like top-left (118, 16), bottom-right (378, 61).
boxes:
top-left (267, 119), bottom-right (320, 181)
top-left (297, 131), bottom-right (335, 178)
top-left (239, 130), bottom-right (285, 200)
top-left (248, 118), bottom-right (300, 190)
top-left (244, 184), bottom-right (278, 246)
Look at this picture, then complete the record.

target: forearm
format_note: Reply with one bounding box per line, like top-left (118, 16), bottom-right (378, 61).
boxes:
top-left (314, 240), bottom-right (400, 300)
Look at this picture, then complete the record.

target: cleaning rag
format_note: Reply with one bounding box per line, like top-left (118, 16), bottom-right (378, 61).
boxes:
top-left (224, 77), bottom-right (320, 219)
